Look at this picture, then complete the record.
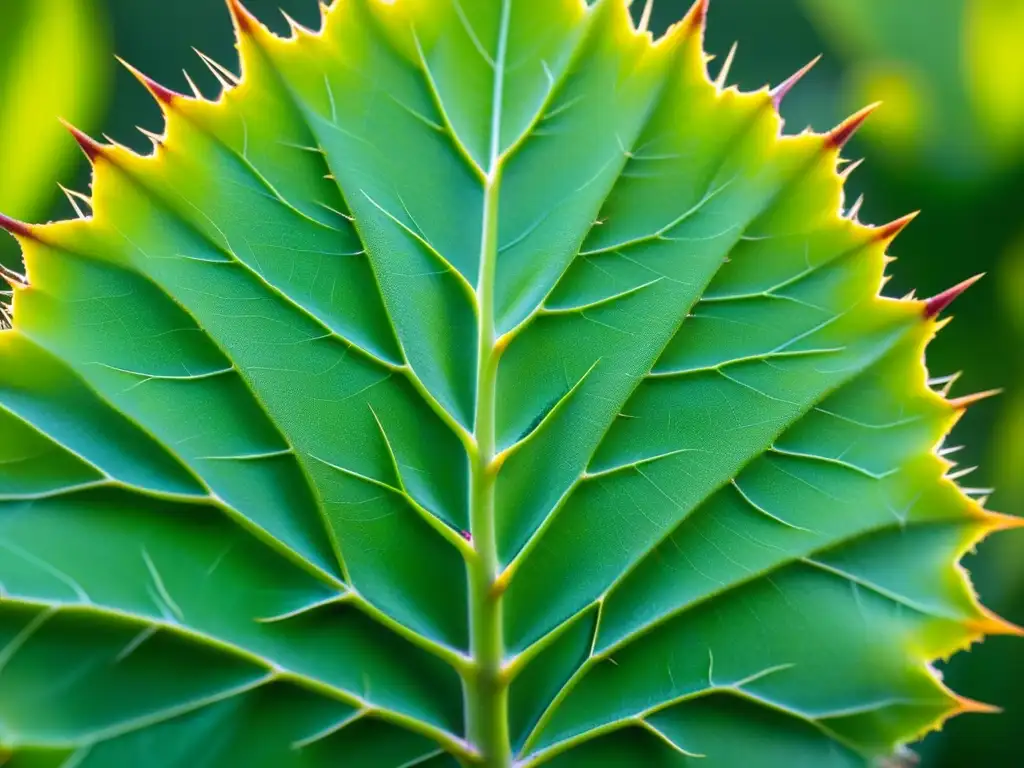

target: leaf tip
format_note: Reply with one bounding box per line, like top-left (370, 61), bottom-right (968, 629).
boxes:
top-left (826, 102), bottom-right (881, 150)
top-left (771, 54), bottom-right (822, 110)
top-left (923, 273), bottom-right (984, 318)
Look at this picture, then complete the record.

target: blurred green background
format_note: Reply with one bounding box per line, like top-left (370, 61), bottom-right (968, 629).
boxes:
top-left (0, 0), bottom-right (1020, 763)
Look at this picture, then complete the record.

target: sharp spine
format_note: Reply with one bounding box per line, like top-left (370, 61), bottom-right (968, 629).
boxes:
top-left (226, 0), bottom-right (260, 36)
top-left (847, 193), bottom-right (865, 220)
top-left (840, 157), bottom-right (865, 180)
top-left (948, 389), bottom-right (1002, 410)
top-left (947, 466), bottom-right (978, 481)
top-left (0, 262), bottom-right (28, 287)
top-left (193, 48), bottom-right (239, 87)
top-left (0, 213), bottom-right (37, 241)
top-left (771, 54), bottom-right (822, 110)
top-left (59, 184), bottom-right (90, 219)
top-left (61, 119), bottom-right (107, 163)
top-left (683, 0), bottom-right (709, 34)
top-left (872, 211), bottom-right (919, 241)
top-left (183, 69), bottom-right (203, 99)
top-left (826, 102), bottom-right (881, 149)
top-left (715, 42), bottom-right (738, 89)
top-left (116, 57), bottom-right (181, 106)
top-left (637, 0), bottom-right (655, 33)
top-left (923, 273), bottom-right (984, 318)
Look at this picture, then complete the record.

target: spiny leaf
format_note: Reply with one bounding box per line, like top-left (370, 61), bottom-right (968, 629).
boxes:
top-left (0, 1), bottom-right (1015, 766)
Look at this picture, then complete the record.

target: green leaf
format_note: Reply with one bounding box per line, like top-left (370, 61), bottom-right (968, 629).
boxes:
top-left (0, 1), bottom-right (1016, 765)
top-left (0, 0), bottom-right (109, 268)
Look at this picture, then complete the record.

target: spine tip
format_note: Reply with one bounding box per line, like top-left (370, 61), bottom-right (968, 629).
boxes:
top-left (0, 213), bottom-right (36, 242)
top-left (683, 0), bottom-right (709, 34)
top-left (923, 273), bottom-right (984, 318)
top-left (847, 193), bottom-right (865, 221)
top-left (714, 41), bottom-right (738, 89)
top-left (873, 211), bottom-right (920, 242)
top-left (839, 157), bottom-right (865, 181)
top-left (952, 694), bottom-right (1002, 716)
top-left (979, 511), bottom-right (1024, 532)
top-left (280, 9), bottom-right (315, 36)
top-left (947, 388), bottom-right (1003, 411)
top-left (826, 102), bottom-right (881, 150)
top-left (227, 0), bottom-right (259, 35)
top-left (116, 57), bottom-right (181, 106)
top-left (0, 260), bottom-right (29, 287)
top-left (970, 608), bottom-right (1024, 637)
top-left (61, 119), bottom-right (106, 163)
top-left (771, 54), bottom-right (822, 110)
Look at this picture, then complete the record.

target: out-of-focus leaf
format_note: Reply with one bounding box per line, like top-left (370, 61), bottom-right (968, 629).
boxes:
top-left (966, 0), bottom-right (1024, 156)
top-left (801, 0), bottom-right (1024, 178)
top-left (0, 0), bottom-right (109, 266)
top-left (992, 232), bottom-right (1024, 512)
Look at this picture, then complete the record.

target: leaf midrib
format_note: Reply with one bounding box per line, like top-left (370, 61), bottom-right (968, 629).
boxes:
top-left (463, 0), bottom-right (515, 763)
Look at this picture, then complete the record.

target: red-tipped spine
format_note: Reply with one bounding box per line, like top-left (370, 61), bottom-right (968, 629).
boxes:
top-left (226, 0), bottom-right (259, 35)
top-left (771, 55), bottom-right (822, 110)
top-left (826, 102), bottom-right (881, 149)
top-left (116, 57), bottom-right (181, 107)
top-left (61, 119), bottom-right (107, 163)
top-left (682, 0), bottom-right (709, 34)
top-left (923, 274), bottom-right (984, 318)
top-left (0, 213), bottom-right (37, 242)
top-left (872, 211), bottom-right (919, 242)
